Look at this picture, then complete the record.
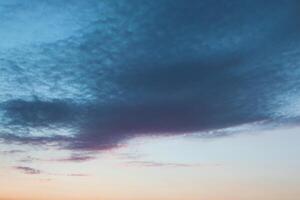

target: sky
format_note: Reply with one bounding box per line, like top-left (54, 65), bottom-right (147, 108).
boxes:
top-left (0, 0), bottom-right (300, 200)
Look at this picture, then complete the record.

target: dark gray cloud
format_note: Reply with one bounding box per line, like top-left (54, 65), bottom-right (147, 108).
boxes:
top-left (1, 0), bottom-right (300, 151)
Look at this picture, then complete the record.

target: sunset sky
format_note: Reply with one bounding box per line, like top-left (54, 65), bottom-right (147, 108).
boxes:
top-left (0, 1), bottom-right (300, 200)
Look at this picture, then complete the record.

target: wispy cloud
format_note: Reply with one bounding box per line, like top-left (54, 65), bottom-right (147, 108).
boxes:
top-left (124, 161), bottom-right (222, 168)
top-left (116, 152), bottom-right (222, 168)
top-left (14, 166), bottom-right (42, 175)
top-left (13, 166), bottom-right (89, 177)
top-left (53, 155), bottom-right (95, 163)
top-left (18, 156), bottom-right (41, 163)
top-left (17, 154), bottom-right (96, 163)
top-left (0, 150), bottom-right (25, 155)
top-left (67, 173), bottom-right (89, 177)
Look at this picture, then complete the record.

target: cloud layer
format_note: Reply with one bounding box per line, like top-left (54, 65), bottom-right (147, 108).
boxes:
top-left (14, 166), bottom-right (42, 175)
top-left (1, 0), bottom-right (300, 151)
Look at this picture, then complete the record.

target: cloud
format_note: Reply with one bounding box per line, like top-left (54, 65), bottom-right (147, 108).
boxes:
top-left (3, 99), bottom-right (77, 127)
top-left (67, 173), bottom-right (89, 177)
top-left (54, 155), bottom-right (95, 163)
top-left (1, 0), bottom-right (300, 152)
top-left (116, 151), bottom-right (221, 168)
top-left (14, 166), bottom-right (42, 175)
top-left (123, 161), bottom-right (221, 168)
top-left (0, 150), bottom-right (25, 155)
top-left (13, 166), bottom-right (88, 177)
top-left (0, 134), bottom-right (72, 146)
top-left (18, 156), bottom-right (41, 163)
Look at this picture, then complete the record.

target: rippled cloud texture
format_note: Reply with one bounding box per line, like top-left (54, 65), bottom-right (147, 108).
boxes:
top-left (1, 0), bottom-right (300, 151)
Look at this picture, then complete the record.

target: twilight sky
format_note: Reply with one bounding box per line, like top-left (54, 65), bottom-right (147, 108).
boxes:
top-left (0, 1), bottom-right (300, 200)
